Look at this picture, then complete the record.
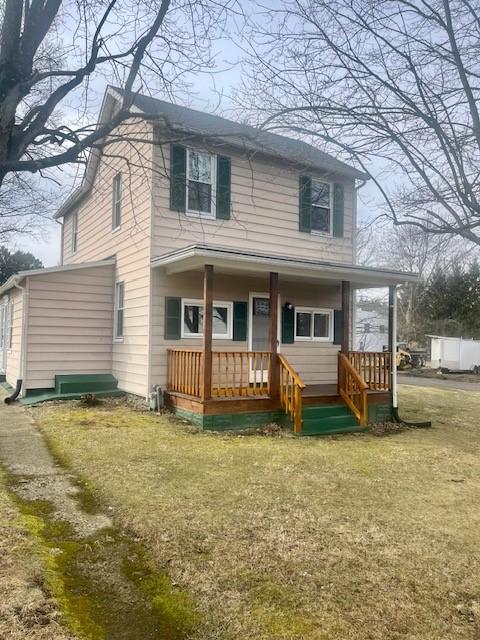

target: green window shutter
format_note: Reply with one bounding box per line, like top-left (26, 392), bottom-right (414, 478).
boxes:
top-left (170, 144), bottom-right (186, 212)
top-left (165, 297), bottom-right (181, 339)
top-left (299, 175), bottom-right (312, 233)
top-left (233, 301), bottom-right (247, 341)
top-left (333, 183), bottom-right (344, 237)
top-left (333, 310), bottom-right (343, 345)
top-left (216, 155), bottom-right (231, 220)
top-left (282, 305), bottom-right (295, 344)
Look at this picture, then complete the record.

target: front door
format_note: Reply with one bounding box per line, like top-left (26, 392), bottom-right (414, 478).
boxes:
top-left (249, 293), bottom-right (271, 383)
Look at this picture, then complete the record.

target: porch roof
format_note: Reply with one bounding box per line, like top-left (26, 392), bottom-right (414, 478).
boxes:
top-left (150, 244), bottom-right (417, 288)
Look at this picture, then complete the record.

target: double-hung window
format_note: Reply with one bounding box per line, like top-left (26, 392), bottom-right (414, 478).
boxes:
top-left (311, 180), bottom-right (332, 234)
top-left (112, 173), bottom-right (122, 230)
top-left (186, 149), bottom-right (215, 217)
top-left (182, 299), bottom-right (232, 339)
top-left (71, 212), bottom-right (78, 254)
top-left (114, 282), bottom-right (125, 341)
top-left (295, 307), bottom-right (333, 342)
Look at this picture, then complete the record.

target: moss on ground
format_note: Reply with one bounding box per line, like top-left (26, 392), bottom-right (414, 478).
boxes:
top-left (6, 475), bottom-right (200, 640)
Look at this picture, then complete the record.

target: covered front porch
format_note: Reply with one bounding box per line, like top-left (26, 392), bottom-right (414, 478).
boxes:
top-left (152, 245), bottom-right (415, 435)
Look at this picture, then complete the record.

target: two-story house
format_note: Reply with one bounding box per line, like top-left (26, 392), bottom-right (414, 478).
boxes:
top-left (0, 87), bottom-right (416, 434)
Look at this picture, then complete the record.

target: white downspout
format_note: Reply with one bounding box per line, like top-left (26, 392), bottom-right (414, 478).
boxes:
top-left (14, 280), bottom-right (29, 386)
top-left (391, 285), bottom-right (398, 410)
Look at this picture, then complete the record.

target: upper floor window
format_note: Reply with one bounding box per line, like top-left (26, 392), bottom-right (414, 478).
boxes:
top-left (112, 173), bottom-right (122, 230)
top-left (71, 212), bottom-right (78, 254)
top-left (114, 282), bottom-right (125, 341)
top-left (311, 179), bottom-right (332, 234)
top-left (299, 177), bottom-right (344, 237)
top-left (187, 149), bottom-right (215, 217)
top-left (295, 307), bottom-right (333, 342)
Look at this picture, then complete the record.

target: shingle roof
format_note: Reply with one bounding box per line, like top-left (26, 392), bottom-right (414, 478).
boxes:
top-left (116, 88), bottom-right (368, 180)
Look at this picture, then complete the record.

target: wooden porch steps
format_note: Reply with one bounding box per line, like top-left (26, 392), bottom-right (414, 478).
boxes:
top-left (301, 404), bottom-right (360, 436)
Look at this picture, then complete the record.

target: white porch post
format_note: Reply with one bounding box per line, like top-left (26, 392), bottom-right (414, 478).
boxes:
top-left (388, 285), bottom-right (398, 408)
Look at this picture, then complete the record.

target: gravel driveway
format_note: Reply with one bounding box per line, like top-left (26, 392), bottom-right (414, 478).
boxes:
top-left (398, 373), bottom-right (480, 391)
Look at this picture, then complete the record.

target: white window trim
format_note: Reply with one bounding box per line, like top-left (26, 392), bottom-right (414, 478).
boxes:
top-left (185, 147), bottom-right (216, 219)
top-left (71, 212), bottom-right (78, 254)
top-left (114, 281), bottom-right (125, 342)
top-left (112, 173), bottom-right (122, 231)
top-left (181, 298), bottom-right (233, 340)
top-left (295, 306), bottom-right (334, 342)
top-left (310, 178), bottom-right (333, 237)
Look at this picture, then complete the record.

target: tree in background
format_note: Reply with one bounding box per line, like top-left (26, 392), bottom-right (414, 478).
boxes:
top-left (0, 0), bottom-right (237, 241)
top-left (0, 246), bottom-right (42, 285)
top-left (418, 261), bottom-right (480, 339)
top-left (241, 0), bottom-right (480, 246)
top-left (356, 222), bottom-right (480, 344)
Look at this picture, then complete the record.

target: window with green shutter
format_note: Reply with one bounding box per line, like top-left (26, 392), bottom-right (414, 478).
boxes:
top-left (282, 304), bottom-right (295, 344)
top-left (333, 310), bottom-right (343, 345)
top-left (299, 176), bottom-right (344, 237)
top-left (165, 297), bottom-right (181, 339)
top-left (216, 155), bottom-right (231, 220)
top-left (233, 301), bottom-right (247, 341)
top-left (170, 144), bottom-right (186, 211)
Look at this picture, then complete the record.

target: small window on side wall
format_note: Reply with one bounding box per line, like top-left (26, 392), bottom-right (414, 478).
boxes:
top-left (71, 212), bottom-right (78, 254)
top-left (112, 173), bottom-right (122, 230)
top-left (114, 282), bottom-right (125, 340)
top-left (295, 307), bottom-right (333, 342)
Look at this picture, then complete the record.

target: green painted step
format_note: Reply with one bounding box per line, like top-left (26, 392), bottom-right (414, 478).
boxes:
top-left (300, 404), bottom-right (360, 436)
top-left (55, 373), bottom-right (119, 394)
top-left (20, 389), bottom-right (124, 406)
top-left (302, 405), bottom-right (351, 419)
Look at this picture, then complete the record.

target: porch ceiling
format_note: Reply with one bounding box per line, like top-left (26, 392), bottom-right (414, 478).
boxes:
top-left (150, 244), bottom-right (417, 288)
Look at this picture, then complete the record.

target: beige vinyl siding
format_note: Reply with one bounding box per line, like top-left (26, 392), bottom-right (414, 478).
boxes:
top-left (151, 140), bottom-right (355, 265)
top-left (150, 269), bottom-right (341, 387)
top-left (62, 121), bottom-right (154, 397)
top-left (24, 265), bottom-right (114, 390)
top-left (4, 288), bottom-right (24, 388)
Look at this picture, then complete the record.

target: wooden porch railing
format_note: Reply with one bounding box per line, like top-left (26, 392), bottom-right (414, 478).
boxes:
top-left (167, 348), bottom-right (203, 396)
top-left (338, 353), bottom-right (369, 426)
top-left (167, 349), bottom-right (271, 398)
top-left (278, 354), bottom-right (306, 434)
top-left (348, 351), bottom-right (392, 390)
top-left (212, 351), bottom-right (271, 397)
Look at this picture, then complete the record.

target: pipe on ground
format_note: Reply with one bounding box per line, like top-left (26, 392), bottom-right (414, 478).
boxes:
top-left (5, 379), bottom-right (22, 404)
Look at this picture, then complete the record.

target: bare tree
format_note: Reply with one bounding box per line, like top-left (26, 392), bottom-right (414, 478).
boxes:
top-left (240, 0), bottom-right (480, 245)
top-left (0, 0), bottom-right (236, 240)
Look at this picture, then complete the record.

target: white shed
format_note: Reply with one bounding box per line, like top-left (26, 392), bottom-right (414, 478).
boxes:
top-left (428, 335), bottom-right (480, 371)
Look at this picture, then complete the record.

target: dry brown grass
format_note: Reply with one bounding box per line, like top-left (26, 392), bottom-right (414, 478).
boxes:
top-left (0, 469), bottom-right (75, 640)
top-left (33, 386), bottom-right (480, 640)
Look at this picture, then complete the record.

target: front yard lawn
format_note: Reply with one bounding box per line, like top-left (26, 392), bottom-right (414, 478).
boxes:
top-left (33, 386), bottom-right (480, 640)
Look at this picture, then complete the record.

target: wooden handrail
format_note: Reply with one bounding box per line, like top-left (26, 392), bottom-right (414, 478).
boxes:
top-left (348, 351), bottom-right (392, 390)
top-left (338, 353), bottom-right (369, 427)
top-left (278, 354), bottom-right (306, 434)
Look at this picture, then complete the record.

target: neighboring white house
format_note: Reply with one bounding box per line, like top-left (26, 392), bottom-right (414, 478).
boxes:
top-left (355, 297), bottom-right (389, 352)
top-left (429, 335), bottom-right (480, 371)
